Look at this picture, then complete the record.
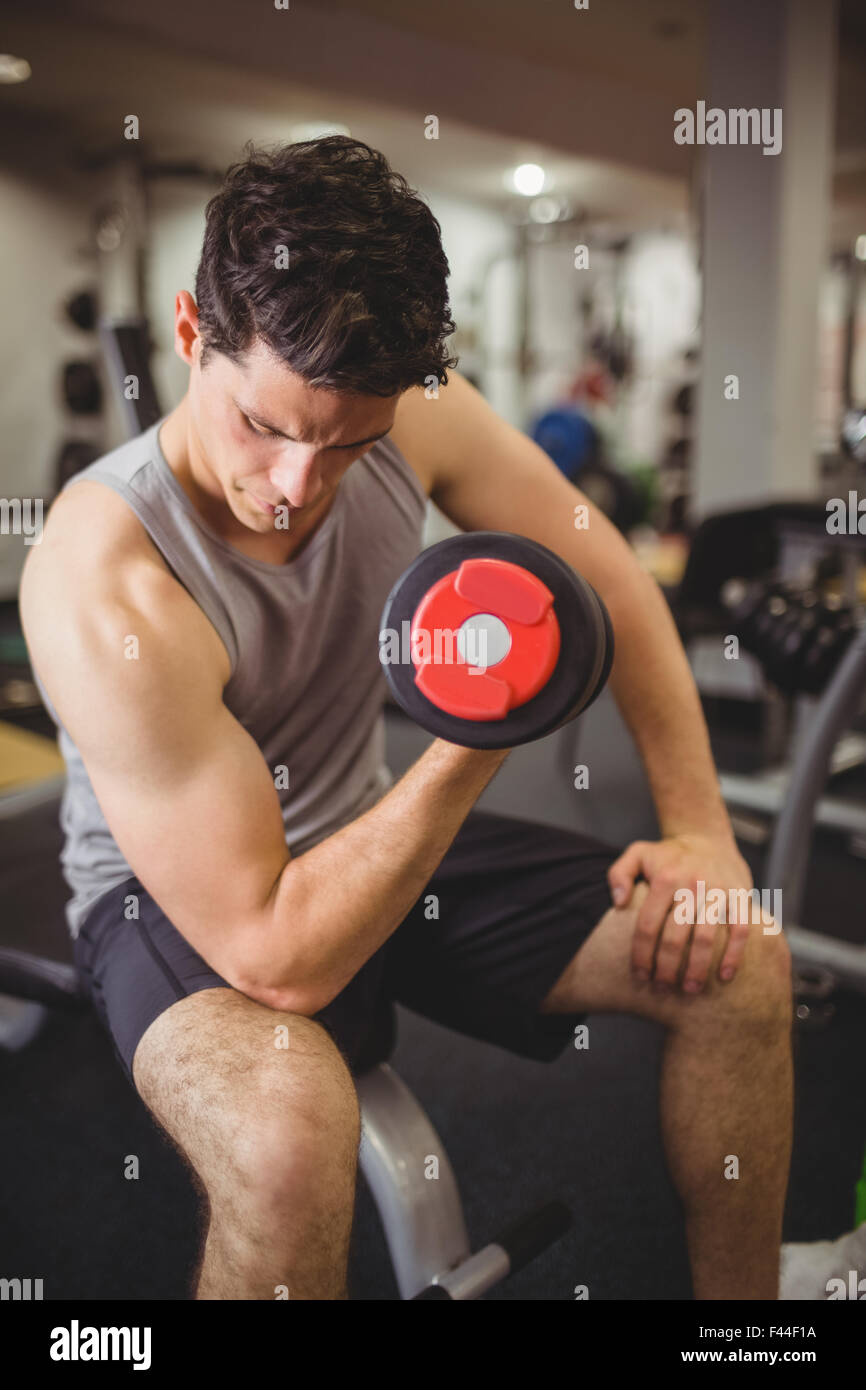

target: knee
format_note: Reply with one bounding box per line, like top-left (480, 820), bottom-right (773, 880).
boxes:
top-left (711, 923), bottom-right (793, 1037)
top-left (753, 924), bottom-right (793, 1021)
top-left (228, 1018), bottom-right (361, 1211)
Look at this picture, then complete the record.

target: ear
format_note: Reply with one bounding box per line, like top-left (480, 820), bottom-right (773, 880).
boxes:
top-left (174, 291), bottom-right (201, 367)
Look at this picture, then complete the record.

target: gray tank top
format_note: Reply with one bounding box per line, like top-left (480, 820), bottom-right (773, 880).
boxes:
top-left (36, 417), bottom-right (428, 937)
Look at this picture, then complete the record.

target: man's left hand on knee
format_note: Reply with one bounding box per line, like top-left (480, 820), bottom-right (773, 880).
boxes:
top-left (607, 832), bottom-right (770, 996)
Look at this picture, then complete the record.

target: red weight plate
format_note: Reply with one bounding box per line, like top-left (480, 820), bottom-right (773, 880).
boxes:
top-left (410, 559), bottom-right (561, 720)
top-left (454, 557), bottom-right (553, 624)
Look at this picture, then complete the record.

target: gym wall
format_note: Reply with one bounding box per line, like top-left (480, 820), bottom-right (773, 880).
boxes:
top-left (0, 137), bottom-right (100, 601)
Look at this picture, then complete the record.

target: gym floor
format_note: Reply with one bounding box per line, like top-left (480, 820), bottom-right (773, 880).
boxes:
top-left (2, 688), bottom-right (866, 1299)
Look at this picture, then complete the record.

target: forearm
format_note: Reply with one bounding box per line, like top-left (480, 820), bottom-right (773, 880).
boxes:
top-left (606, 570), bottom-right (736, 847)
top-left (242, 738), bottom-right (509, 1013)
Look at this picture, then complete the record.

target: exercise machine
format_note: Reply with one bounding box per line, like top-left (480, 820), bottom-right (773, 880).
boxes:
top-left (674, 503), bottom-right (866, 993)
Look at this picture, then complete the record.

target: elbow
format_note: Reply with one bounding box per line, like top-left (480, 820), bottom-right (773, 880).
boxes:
top-left (228, 951), bottom-right (332, 1017)
top-left (233, 974), bottom-right (323, 1018)
top-left (222, 895), bottom-right (334, 1018)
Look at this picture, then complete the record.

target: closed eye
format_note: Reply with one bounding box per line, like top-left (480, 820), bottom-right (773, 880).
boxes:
top-left (244, 415), bottom-right (277, 439)
top-left (243, 412), bottom-right (368, 451)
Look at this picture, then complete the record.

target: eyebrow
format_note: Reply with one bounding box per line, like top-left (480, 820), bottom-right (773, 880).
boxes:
top-left (235, 400), bottom-right (392, 450)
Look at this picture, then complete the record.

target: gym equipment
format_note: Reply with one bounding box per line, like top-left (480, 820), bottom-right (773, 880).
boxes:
top-left (841, 407), bottom-right (866, 466)
top-left (763, 621), bottom-right (866, 993)
top-left (575, 464), bottom-right (644, 534)
top-left (791, 965), bottom-right (836, 1030)
top-left (61, 360), bottom-right (102, 415)
top-left (379, 531), bottom-right (613, 750)
top-left (98, 316), bottom-right (163, 437)
top-left (721, 578), bottom-right (858, 697)
top-left (408, 1200), bottom-right (571, 1299)
top-left (0, 779), bottom-right (572, 1299)
top-left (672, 502), bottom-right (866, 995)
top-left (64, 289), bottom-right (98, 334)
top-left (674, 502), bottom-right (866, 839)
top-left (358, 1063), bottom-right (571, 1298)
top-left (531, 407), bottom-right (599, 478)
top-left (530, 405), bottom-right (644, 534)
top-left (672, 501), bottom-right (828, 642)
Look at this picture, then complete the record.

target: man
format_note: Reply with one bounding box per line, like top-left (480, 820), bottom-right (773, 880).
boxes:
top-left (20, 136), bottom-right (792, 1301)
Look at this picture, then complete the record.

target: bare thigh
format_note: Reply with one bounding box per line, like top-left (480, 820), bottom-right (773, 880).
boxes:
top-left (540, 883), bottom-right (792, 1030)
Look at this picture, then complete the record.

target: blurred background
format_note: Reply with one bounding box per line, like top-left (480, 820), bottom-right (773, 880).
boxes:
top-left (2, 0), bottom-right (866, 1301)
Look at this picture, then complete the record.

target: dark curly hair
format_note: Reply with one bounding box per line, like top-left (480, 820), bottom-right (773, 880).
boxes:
top-left (194, 137), bottom-right (457, 396)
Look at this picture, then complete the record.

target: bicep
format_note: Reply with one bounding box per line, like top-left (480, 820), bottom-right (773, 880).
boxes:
top-left (84, 692), bottom-right (290, 978)
top-left (27, 579), bottom-right (290, 983)
top-left (429, 373), bottom-right (638, 600)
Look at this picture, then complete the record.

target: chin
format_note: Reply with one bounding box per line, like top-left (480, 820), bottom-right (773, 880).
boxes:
top-left (228, 496), bottom-right (263, 529)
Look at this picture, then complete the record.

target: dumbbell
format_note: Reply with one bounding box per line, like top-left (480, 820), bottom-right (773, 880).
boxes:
top-left (721, 578), bottom-right (857, 696)
top-left (721, 577), bottom-right (787, 658)
top-left (799, 595), bottom-right (857, 694)
top-left (378, 532), bottom-right (614, 750)
top-left (763, 588), bottom-right (823, 693)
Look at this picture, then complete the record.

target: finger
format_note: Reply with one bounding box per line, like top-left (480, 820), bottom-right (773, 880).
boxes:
top-left (719, 917), bottom-right (751, 980)
top-left (652, 907), bottom-right (696, 988)
top-left (682, 922), bottom-right (719, 992)
top-left (608, 842), bottom-right (648, 908)
top-left (630, 876), bottom-right (676, 979)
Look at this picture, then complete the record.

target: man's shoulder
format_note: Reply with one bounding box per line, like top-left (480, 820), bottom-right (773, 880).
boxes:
top-left (31, 478), bottom-right (162, 582)
top-left (20, 475), bottom-right (175, 658)
top-left (21, 479), bottom-right (229, 703)
top-left (388, 369), bottom-right (488, 501)
top-left (35, 419), bottom-right (165, 565)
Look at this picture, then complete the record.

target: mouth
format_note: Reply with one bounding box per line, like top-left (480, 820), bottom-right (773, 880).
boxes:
top-left (249, 494), bottom-right (285, 516)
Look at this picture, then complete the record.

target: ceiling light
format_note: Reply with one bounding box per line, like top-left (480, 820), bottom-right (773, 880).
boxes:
top-left (855, 235), bottom-right (866, 262)
top-left (510, 163), bottom-right (546, 197)
top-left (0, 54), bottom-right (31, 84)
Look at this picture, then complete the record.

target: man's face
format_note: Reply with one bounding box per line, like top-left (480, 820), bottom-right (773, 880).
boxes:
top-left (186, 328), bottom-right (400, 538)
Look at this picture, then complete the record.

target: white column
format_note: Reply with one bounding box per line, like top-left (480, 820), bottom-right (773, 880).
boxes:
top-left (693, 0), bottom-right (837, 515)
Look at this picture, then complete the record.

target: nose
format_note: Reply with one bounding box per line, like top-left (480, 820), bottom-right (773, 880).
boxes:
top-left (268, 448), bottom-right (322, 508)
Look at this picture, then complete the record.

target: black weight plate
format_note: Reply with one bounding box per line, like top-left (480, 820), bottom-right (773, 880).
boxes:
top-left (379, 531), bottom-right (613, 749)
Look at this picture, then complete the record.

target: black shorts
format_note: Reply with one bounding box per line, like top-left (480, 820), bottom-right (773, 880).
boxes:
top-left (72, 811), bottom-right (619, 1087)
